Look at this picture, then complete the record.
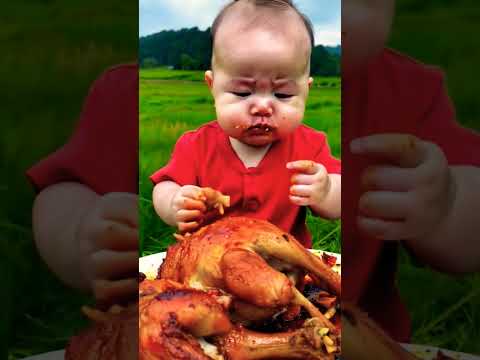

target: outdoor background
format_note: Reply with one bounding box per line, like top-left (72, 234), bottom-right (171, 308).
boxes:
top-left (1, 0), bottom-right (479, 358)
top-left (139, 1), bottom-right (342, 259)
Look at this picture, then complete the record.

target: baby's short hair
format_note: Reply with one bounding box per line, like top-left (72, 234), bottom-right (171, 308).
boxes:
top-left (211, 0), bottom-right (315, 48)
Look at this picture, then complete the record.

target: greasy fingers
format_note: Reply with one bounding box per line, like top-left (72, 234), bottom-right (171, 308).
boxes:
top-left (287, 160), bottom-right (318, 174)
top-left (176, 209), bottom-right (204, 223)
top-left (291, 173), bottom-right (315, 185)
top-left (357, 216), bottom-right (411, 241)
top-left (91, 250), bottom-right (138, 279)
top-left (350, 134), bottom-right (425, 168)
top-left (181, 197), bottom-right (207, 211)
top-left (178, 221), bottom-right (200, 233)
top-left (96, 221), bottom-right (138, 251)
top-left (290, 184), bottom-right (312, 197)
top-left (358, 191), bottom-right (412, 219)
top-left (93, 278), bottom-right (138, 304)
top-left (361, 166), bottom-right (417, 192)
top-left (289, 195), bottom-right (310, 206)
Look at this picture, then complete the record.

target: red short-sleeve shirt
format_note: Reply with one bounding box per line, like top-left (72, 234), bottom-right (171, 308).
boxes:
top-left (26, 64), bottom-right (138, 194)
top-left (150, 122), bottom-right (341, 247)
top-left (343, 48), bottom-right (480, 341)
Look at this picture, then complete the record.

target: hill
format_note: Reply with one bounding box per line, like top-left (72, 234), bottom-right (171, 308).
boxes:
top-left (139, 27), bottom-right (340, 76)
top-left (325, 45), bottom-right (341, 56)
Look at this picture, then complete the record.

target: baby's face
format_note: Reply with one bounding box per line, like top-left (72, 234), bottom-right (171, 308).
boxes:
top-left (206, 5), bottom-right (312, 147)
top-left (343, 0), bottom-right (395, 76)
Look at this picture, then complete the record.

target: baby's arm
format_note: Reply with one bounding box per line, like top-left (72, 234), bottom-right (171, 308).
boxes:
top-left (152, 181), bottom-right (207, 233)
top-left (287, 160), bottom-right (341, 219)
top-left (33, 182), bottom-right (138, 303)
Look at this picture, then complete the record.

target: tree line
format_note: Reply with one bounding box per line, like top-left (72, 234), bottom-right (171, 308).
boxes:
top-left (140, 27), bottom-right (340, 76)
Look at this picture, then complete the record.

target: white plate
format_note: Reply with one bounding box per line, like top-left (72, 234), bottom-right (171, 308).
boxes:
top-left (139, 249), bottom-right (341, 279)
top-left (401, 343), bottom-right (480, 360)
top-left (21, 350), bottom-right (65, 360)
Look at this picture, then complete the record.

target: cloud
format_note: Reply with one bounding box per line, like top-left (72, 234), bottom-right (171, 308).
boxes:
top-left (140, 0), bottom-right (341, 46)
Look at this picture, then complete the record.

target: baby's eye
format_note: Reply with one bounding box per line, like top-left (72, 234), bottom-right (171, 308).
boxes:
top-left (275, 93), bottom-right (294, 99)
top-left (231, 91), bottom-right (251, 97)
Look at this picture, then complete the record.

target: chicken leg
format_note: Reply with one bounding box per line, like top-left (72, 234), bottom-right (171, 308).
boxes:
top-left (221, 248), bottom-right (336, 331)
top-left (214, 318), bottom-right (338, 360)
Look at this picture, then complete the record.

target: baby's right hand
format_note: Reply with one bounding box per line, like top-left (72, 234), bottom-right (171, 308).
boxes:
top-left (76, 192), bottom-right (138, 305)
top-left (171, 185), bottom-right (207, 233)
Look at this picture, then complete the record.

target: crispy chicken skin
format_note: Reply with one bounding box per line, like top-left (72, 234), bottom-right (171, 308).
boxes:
top-left (139, 279), bottom-right (232, 360)
top-left (159, 216), bottom-right (340, 329)
top-left (64, 304), bottom-right (138, 360)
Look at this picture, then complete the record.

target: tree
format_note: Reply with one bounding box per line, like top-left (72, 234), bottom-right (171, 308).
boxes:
top-left (177, 53), bottom-right (199, 70)
top-left (142, 57), bottom-right (158, 68)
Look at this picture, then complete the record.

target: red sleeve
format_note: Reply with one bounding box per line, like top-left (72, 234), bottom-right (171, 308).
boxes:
top-left (417, 74), bottom-right (480, 166)
top-left (150, 132), bottom-right (199, 186)
top-left (26, 64), bottom-right (138, 194)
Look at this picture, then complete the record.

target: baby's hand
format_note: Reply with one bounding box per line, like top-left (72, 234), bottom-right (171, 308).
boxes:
top-left (351, 134), bottom-right (454, 240)
top-left (287, 160), bottom-right (331, 207)
top-left (170, 185), bottom-right (207, 233)
top-left (77, 192), bottom-right (138, 305)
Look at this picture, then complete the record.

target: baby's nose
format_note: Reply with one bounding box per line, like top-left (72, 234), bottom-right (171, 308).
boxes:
top-left (250, 98), bottom-right (273, 117)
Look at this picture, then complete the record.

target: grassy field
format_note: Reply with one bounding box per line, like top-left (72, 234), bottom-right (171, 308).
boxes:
top-left (139, 67), bottom-right (341, 256)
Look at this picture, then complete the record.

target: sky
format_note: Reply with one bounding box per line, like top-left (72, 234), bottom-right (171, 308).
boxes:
top-left (139, 0), bottom-right (341, 46)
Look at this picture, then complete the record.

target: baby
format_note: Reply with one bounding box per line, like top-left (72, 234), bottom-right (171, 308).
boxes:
top-left (151, 0), bottom-right (341, 247)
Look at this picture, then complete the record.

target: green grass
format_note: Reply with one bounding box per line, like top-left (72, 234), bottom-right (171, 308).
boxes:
top-left (139, 67), bottom-right (341, 256)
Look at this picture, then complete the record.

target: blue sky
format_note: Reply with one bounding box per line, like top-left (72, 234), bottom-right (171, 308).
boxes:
top-left (139, 0), bottom-right (340, 46)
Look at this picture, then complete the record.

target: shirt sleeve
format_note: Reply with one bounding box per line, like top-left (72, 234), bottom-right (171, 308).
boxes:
top-left (417, 72), bottom-right (480, 166)
top-left (26, 64), bottom-right (138, 194)
top-left (149, 132), bottom-right (199, 186)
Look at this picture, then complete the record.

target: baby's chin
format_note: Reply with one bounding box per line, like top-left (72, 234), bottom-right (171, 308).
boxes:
top-left (235, 132), bottom-right (278, 147)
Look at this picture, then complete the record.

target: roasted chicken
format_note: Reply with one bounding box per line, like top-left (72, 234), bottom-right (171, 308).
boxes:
top-left (139, 279), bottom-right (233, 360)
top-left (64, 303), bottom-right (137, 360)
top-left (215, 319), bottom-right (337, 360)
top-left (138, 278), bottom-right (336, 360)
top-left (160, 216), bottom-right (340, 331)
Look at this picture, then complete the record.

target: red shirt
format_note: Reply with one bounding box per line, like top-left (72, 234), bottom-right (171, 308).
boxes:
top-left (26, 64), bottom-right (138, 194)
top-left (343, 49), bottom-right (480, 341)
top-left (150, 122), bottom-right (341, 247)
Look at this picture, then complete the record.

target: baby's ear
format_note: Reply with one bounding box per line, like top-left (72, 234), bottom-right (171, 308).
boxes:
top-left (205, 70), bottom-right (214, 90)
top-left (308, 77), bottom-right (314, 88)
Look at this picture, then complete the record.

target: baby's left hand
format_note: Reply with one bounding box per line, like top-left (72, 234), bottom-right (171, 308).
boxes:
top-left (351, 134), bottom-right (455, 241)
top-left (287, 160), bottom-right (331, 207)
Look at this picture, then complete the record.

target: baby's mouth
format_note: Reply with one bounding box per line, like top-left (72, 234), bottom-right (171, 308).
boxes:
top-left (246, 124), bottom-right (276, 135)
top-left (249, 124), bottom-right (273, 131)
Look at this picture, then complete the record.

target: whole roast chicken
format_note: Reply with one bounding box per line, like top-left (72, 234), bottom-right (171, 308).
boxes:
top-left (138, 278), bottom-right (335, 360)
top-left (159, 216), bottom-right (341, 331)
